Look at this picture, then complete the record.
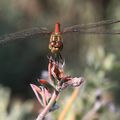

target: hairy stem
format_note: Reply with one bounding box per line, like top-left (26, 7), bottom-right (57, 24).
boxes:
top-left (36, 90), bottom-right (59, 120)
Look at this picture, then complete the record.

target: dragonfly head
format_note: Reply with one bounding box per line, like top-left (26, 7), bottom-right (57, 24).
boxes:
top-left (49, 22), bottom-right (63, 54)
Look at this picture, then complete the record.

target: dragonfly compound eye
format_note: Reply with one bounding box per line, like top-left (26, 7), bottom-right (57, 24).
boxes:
top-left (56, 41), bottom-right (63, 49)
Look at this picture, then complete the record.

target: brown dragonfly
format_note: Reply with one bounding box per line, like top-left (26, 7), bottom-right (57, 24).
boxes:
top-left (0, 19), bottom-right (120, 61)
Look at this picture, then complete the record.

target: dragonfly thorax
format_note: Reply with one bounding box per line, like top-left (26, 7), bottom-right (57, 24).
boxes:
top-left (49, 33), bottom-right (63, 54)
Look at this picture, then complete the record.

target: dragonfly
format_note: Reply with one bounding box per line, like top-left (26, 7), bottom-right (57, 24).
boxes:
top-left (0, 19), bottom-right (120, 62)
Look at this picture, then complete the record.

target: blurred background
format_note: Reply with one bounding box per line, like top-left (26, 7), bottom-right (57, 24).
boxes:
top-left (0, 0), bottom-right (120, 120)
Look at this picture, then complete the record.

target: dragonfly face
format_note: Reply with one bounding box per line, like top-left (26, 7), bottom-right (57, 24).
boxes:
top-left (49, 33), bottom-right (63, 54)
top-left (49, 22), bottom-right (63, 54)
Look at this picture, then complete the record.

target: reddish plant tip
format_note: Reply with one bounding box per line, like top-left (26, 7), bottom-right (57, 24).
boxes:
top-left (55, 22), bottom-right (60, 33)
top-left (38, 79), bottom-right (48, 84)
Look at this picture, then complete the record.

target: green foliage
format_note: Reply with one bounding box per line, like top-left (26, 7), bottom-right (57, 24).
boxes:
top-left (60, 46), bottom-right (120, 120)
top-left (0, 85), bottom-right (35, 120)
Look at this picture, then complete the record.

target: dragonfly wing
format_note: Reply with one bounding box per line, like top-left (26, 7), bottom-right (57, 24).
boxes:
top-left (63, 19), bottom-right (120, 33)
top-left (64, 29), bottom-right (120, 34)
top-left (0, 27), bottom-right (51, 44)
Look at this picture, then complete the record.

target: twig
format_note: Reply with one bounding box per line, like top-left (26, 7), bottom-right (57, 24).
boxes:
top-left (58, 87), bottom-right (80, 120)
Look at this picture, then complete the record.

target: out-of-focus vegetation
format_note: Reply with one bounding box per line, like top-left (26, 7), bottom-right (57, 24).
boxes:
top-left (0, 0), bottom-right (120, 120)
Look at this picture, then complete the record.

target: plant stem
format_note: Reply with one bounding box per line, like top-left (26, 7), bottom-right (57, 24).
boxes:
top-left (58, 87), bottom-right (80, 120)
top-left (36, 90), bottom-right (59, 120)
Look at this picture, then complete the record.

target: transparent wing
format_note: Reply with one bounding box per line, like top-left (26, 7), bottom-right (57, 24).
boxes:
top-left (63, 29), bottom-right (120, 35)
top-left (63, 19), bottom-right (120, 34)
top-left (0, 27), bottom-right (51, 44)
